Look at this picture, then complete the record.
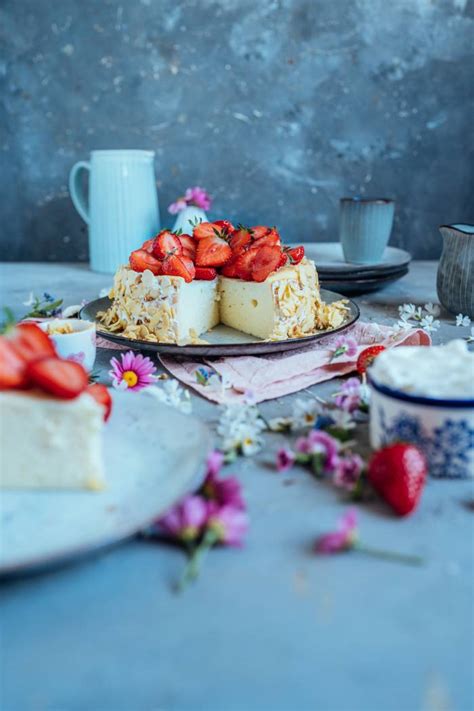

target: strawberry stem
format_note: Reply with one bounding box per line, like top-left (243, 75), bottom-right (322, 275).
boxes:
top-left (354, 542), bottom-right (423, 566)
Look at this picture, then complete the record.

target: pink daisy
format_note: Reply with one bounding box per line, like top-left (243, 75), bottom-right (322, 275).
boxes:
top-left (109, 350), bottom-right (157, 391)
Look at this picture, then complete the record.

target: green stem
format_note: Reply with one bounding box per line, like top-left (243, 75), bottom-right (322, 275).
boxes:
top-left (176, 529), bottom-right (219, 592)
top-left (355, 542), bottom-right (423, 566)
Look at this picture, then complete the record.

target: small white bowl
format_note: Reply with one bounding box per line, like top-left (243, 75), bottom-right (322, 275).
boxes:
top-left (369, 375), bottom-right (474, 479)
top-left (39, 319), bottom-right (96, 373)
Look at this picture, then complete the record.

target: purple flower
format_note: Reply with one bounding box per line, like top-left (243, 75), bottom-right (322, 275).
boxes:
top-left (333, 454), bottom-right (364, 491)
top-left (314, 509), bottom-right (358, 554)
top-left (334, 377), bottom-right (364, 412)
top-left (159, 495), bottom-right (208, 543)
top-left (109, 350), bottom-right (157, 391)
top-left (207, 502), bottom-right (249, 547)
top-left (330, 336), bottom-right (358, 361)
top-left (168, 186), bottom-right (212, 214)
top-left (202, 470), bottom-right (245, 510)
top-left (205, 449), bottom-right (225, 477)
top-left (296, 430), bottom-right (340, 471)
top-left (276, 447), bottom-right (296, 473)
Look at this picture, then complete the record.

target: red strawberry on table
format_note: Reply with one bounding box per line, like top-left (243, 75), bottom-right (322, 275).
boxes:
top-left (129, 249), bottom-right (162, 275)
top-left (178, 234), bottom-right (197, 260)
top-left (86, 383), bottom-right (113, 421)
top-left (0, 339), bottom-right (28, 389)
top-left (152, 230), bottom-right (183, 260)
top-left (162, 254), bottom-right (196, 282)
top-left (195, 235), bottom-right (232, 267)
top-left (27, 357), bottom-right (89, 400)
top-left (286, 246), bottom-right (305, 265)
top-left (195, 267), bottom-right (217, 280)
top-left (356, 345), bottom-right (386, 375)
top-left (368, 443), bottom-right (427, 516)
top-left (9, 322), bottom-right (57, 364)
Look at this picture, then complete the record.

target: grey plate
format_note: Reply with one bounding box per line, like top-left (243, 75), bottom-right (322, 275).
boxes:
top-left (320, 266), bottom-right (409, 296)
top-left (80, 289), bottom-right (360, 357)
top-left (0, 391), bottom-right (211, 578)
top-left (291, 242), bottom-right (411, 276)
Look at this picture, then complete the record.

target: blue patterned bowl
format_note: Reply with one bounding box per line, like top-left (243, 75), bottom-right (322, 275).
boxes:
top-left (368, 377), bottom-right (474, 478)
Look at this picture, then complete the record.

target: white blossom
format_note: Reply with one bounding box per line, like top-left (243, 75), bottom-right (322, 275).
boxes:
top-left (290, 398), bottom-right (323, 429)
top-left (146, 380), bottom-right (192, 414)
top-left (424, 302), bottom-right (441, 317)
top-left (419, 315), bottom-right (441, 333)
top-left (455, 313), bottom-right (471, 327)
top-left (217, 403), bottom-right (266, 456)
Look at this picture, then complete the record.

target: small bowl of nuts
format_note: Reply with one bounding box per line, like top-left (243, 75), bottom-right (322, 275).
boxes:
top-left (39, 319), bottom-right (96, 372)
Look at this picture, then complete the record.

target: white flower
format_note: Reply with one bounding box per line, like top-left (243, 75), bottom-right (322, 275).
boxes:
top-left (419, 315), bottom-right (441, 333)
top-left (146, 380), bottom-right (192, 414)
top-left (290, 398), bottom-right (323, 429)
top-left (329, 408), bottom-right (356, 430)
top-left (455, 314), bottom-right (471, 327)
top-left (217, 403), bottom-right (266, 456)
top-left (267, 416), bottom-right (294, 432)
top-left (396, 319), bottom-right (414, 331)
top-left (424, 302), bottom-right (441, 317)
top-left (398, 303), bottom-right (420, 320)
top-left (23, 292), bottom-right (35, 307)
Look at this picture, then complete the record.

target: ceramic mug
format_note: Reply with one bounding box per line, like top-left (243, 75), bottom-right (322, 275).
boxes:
top-left (340, 197), bottom-right (395, 264)
top-left (69, 150), bottom-right (160, 274)
top-left (39, 319), bottom-right (97, 373)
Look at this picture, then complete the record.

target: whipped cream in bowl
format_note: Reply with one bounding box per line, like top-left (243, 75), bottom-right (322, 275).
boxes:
top-left (368, 341), bottom-right (474, 478)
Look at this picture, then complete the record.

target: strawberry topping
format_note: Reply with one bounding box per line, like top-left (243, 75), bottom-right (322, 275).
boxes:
top-left (286, 246), bottom-right (305, 265)
top-left (152, 230), bottom-right (183, 259)
top-left (27, 357), bottom-right (89, 400)
top-left (230, 227), bottom-right (253, 254)
top-left (86, 383), bottom-right (113, 421)
top-left (0, 339), bottom-right (29, 389)
top-left (129, 249), bottom-right (162, 275)
top-left (178, 234), bottom-right (197, 260)
top-left (250, 245), bottom-right (283, 282)
top-left (195, 235), bottom-right (232, 267)
top-left (9, 322), bottom-right (57, 365)
top-left (195, 267), bottom-right (217, 280)
top-left (162, 254), bottom-right (196, 282)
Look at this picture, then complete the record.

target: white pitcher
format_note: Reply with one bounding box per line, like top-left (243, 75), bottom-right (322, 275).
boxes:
top-left (69, 150), bottom-right (160, 274)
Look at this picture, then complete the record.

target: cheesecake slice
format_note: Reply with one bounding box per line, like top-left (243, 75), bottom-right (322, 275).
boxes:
top-left (0, 390), bottom-right (105, 490)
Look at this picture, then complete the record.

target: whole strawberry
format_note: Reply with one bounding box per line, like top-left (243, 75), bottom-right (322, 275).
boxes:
top-left (367, 443), bottom-right (427, 516)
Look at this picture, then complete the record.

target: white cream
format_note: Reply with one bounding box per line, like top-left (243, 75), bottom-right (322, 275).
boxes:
top-left (370, 340), bottom-right (474, 399)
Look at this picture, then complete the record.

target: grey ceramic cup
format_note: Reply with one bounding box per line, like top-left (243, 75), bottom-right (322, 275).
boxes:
top-left (340, 197), bottom-right (395, 264)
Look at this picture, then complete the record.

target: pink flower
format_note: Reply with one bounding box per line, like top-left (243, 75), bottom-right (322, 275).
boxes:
top-left (206, 502), bottom-right (249, 547)
top-left (159, 495), bottom-right (208, 543)
top-left (205, 449), bottom-right (225, 477)
top-left (333, 454), bottom-right (364, 491)
top-left (168, 186), bottom-right (212, 213)
top-left (202, 468), bottom-right (245, 510)
top-left (334, 377), bottom-right (364, 412)
top-left (109, 350), bottom-right (157, 391)
top-left (296, 430), bottom-right (340, 470)
top-left (314, 508), bottom-right (358, 554)
top-left (330, 336), bottom-right (358, 361)
top-left (276, 447), bottom-right (296, 472)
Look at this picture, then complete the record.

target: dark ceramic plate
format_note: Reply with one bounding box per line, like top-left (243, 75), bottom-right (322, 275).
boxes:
top-left (320, 267), bottom-right (409, 296)
top-left (293, 242), bottom-right (411, 276)
top-left (81, 289), bottom-right (360, 357)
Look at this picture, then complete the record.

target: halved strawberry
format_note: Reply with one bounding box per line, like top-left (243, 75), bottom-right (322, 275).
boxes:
top-left (213, 220), bottom-right (235, 235)
top-left (193, 222), bottom-right (220, 240)
top-left (178, 234), bottom-right (197, 260)
top-left (86, 383), bottom-right (112, 421)
top-left (195, 235), bottom-right (232, 267)
top-left (10, 322), bottom-right (57, 364)
top-left (286, 246), bottom-right (305, 265)
top-left (195, 267), bottom-right (217, 280)
top-left (27, 357), bottom-right (89, 399)
top-left (129, 249), bottom-right (162, 275)
top-left (356, 345), bottom-right (386, 375)
top-left (253, 230), bottom-right (281, 250)
top-left (220, 258), bottom-right (240, 278)
top-left (162, 254), bottom-right (195, 282)
top-left (251, 245), bottom-right (282, 282)
top-left (234, 248), bottom-right (257, 281)
top-left (250, 225), bottom-right (270, 239)
top-left (230, 227), bottom-right (253, 254)
top-left (152, 230), bottom-right (183, 260)
top-left (278, 252), bottom-right (288, 268)
top-left (0, 339), bottom-right (28, 389)
top-left (141, 238), bottom-right (155, 253)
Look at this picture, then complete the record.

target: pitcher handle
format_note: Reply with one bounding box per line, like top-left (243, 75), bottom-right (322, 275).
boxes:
top-left (69, 161), bottom-right (90, 223)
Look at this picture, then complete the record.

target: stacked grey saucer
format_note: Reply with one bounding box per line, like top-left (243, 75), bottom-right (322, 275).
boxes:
top-left (295, 242), bottom-right (411, 296)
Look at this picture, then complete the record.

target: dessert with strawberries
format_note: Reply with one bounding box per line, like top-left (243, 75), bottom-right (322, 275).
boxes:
top-left (0, 323), bottom-right (112, 489)
top-left (99, 221), bottom-right (348, 345)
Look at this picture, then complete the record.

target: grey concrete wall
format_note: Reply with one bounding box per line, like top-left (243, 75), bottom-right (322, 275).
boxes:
top-left (1, 0), bottom-right (473, 262)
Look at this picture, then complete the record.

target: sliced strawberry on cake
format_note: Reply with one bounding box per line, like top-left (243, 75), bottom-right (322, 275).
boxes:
top-left (195, 235), bottom-right (232, 267)
top-left (129, 249), bottom-right (162, 275)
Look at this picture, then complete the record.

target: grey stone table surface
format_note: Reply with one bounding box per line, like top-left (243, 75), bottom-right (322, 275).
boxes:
top-left (0, 262), bottom-right (473, 711)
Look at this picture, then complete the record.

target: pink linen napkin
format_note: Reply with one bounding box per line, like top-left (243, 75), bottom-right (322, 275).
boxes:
top-left (98, 322), bottom-right (430, 404)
